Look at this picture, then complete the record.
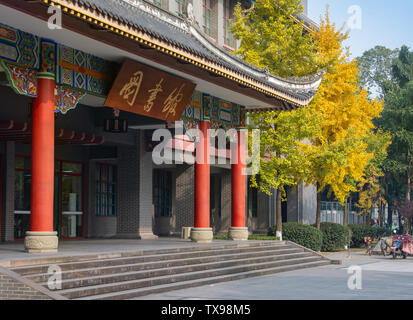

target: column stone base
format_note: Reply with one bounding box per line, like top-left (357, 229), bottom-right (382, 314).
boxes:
top-left (228, 227), bottom-right (249, 241)
top-left (24, 231), bottom-right (58, 253)
top-left (138, 233), bottom-right (158, 240)
top-left (190, 228), bottom-right (213, 243)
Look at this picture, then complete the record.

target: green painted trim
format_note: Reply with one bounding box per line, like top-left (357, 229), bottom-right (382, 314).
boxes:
top-left (0, 61), bottom-right (37, 98)
top-left (57, 84), bottom-right (108, 99)
top-left (37, 72), bottom-right (55, 80)
top-left (55, 86), bottom-right (87, 115)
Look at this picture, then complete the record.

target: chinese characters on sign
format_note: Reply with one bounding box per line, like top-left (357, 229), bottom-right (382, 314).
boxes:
top-left (105, 59), bottom-right (196, 122)
top-left (119, 71), bottom-right (143, 107)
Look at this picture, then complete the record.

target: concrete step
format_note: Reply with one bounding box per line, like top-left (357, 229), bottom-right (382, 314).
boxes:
top-left (5, 241), bottom-right (285, 268)
top-left (57, 256), bottom-right (324, 299)
top-left (27, 247), bottom-right (304, 282)
top-left (41, 252), bottom-right (315, 289)
top-left (13, 243), bottom-right (294, 276)
top-left (78, 260), bottom-right (331, 300)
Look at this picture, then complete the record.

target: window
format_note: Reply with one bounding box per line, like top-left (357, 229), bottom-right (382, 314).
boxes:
top-left (14, 156), bottom-right (31, 239)
top-left (60, 161), bottom-right (83, 238)
top-left (251, 188), bottom-right (258, 218)
top-left (175, 0), bottom-right (186, 15)
top-left (202, 0), bottom-right (213, 36)
top-left (223, 0), bottom-right (232, 46)
top-left (96, 163), bottom-right (117, 217)
top-left (153, 0), bottom-right (162, 7)
top-left (153, 169), bottom-right (172, 217)
top-left (210, 175), bottom-right (222, 218)
top-left (248, 177), bottom-right (258, 218)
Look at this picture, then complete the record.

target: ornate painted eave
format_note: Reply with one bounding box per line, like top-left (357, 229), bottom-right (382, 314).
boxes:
top-left (33, 0), bottom-right (323, 109)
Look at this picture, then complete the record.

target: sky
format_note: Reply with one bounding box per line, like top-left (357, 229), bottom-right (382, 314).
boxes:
top-left (307, 0), bottom-right (413, 59)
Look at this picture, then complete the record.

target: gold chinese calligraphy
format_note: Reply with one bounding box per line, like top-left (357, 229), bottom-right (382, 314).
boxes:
top-left (105, 59), bottom-right (196, 122)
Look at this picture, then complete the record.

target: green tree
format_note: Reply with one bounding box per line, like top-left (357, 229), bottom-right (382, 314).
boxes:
top-left (248, 107), bottom-right (321, 239)
top-left (307, 10), bottom-right (384, 229)
top-left (355, 130), bottom-right (391, 226)
top-left (357, 46), bottom-right (399, 98)
top-left (378, 46), bottom-right (413, 233)
top-left (231, 0), bottom-right (323, 239)
top-left (231, 0), bottom-right (319, 77)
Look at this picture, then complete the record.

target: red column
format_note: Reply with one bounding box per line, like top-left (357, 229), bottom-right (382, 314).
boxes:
top-left (30, 77), bottom-right (55, 232)
top-left (229, 129), bottom-right (248, 240)
top-left (194, 120), bottom-right (210, 228)
top-left (231, 129), bottom-right (246, 228)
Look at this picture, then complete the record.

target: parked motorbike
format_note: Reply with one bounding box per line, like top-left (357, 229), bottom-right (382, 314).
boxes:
top-left (378, 233), bottom-right (412, 259)
top-left (389, 234), bottom-right (412, 259)
top-left (390, 237), bottom-right (407, 259)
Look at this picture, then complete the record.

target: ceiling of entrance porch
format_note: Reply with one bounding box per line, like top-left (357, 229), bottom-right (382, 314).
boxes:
top-left (0, 4), bottom-right (280, 110)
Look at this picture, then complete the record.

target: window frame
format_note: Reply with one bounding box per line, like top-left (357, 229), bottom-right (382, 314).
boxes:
top-left (95, 163), bottom-right (117, 217)
top-left (202, 0), bottom-right (213, 36)
top-left (175, 0), bottom-right (186, 15)
top-left (153, 169), bottom-right (172, 218)
top-left (223, 0), bottom-right (232, 46)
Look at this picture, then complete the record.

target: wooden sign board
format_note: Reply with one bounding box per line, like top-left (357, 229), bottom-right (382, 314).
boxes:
top-left (104, 59), bottom-right (196, 122)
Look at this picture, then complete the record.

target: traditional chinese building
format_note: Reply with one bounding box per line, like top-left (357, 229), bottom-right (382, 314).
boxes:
top-left (0, 0), bottom-right (322, 252)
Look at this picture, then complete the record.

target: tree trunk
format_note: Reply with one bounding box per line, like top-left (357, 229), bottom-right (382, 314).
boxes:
top-left (406, 173), bottom-right (411, 234)
top-left (343, 197), bottom-right (348, 226)
top-left (378, 202), bottom-right (382, 227)
top-left (388, 204), bottom-right (392, 228)
top-left (316, 183), bottom-right (321, 230)
top-left (276, 189), bottom-right (282, 240)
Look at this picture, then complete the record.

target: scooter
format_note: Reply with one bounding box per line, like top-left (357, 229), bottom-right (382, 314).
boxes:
top-left (390, 237), bottom-right (407, 259)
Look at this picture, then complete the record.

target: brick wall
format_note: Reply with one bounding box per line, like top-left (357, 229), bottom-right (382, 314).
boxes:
top-left (0, 272), bottom-right (50, 300)
top-left (175, 164), bottom-right (195, 231)
top-left (116, 131), bottom-right (156, 239)
top-left (2, 141), bottom-right (15, 242)
top-left (117, 143), bottom-right (140, 237)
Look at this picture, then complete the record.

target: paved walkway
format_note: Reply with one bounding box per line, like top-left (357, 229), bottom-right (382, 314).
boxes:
top-left (136, 250), bottom-right (413, 300)
top-left (2, 240), bottom-right (412, 300)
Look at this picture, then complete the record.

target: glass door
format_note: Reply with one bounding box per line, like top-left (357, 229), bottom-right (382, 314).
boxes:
top-left (14, 156), bottom-right (31, 240)
top-left (59, 161), bottom-right (84, 239)
top-left (14, 156), bottom-right (84, 240)
top-left (54, 171), bottom-right (61, 238)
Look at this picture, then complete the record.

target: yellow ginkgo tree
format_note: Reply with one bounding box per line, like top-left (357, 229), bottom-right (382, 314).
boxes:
top-left (307, 9), bottom-right (385, 229)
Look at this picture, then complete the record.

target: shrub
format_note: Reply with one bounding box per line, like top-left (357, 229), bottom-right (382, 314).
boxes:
top-left (248, 235), bottom-right (280, 241)
top-left (372, 226), bottom-right (392, 238)
top-left (270, 223), bottom-right (323, 252)
top-left (213, 234), bottom-right (280, 241)
top-left (318, 222), bottom-right (350, 252)
top-left (348, 224), bottom-right (375, 248)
